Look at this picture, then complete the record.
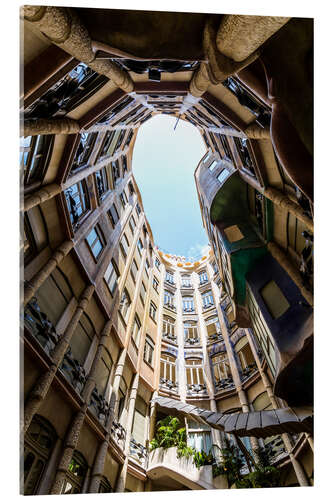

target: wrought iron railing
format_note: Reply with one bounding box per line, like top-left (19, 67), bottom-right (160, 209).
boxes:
top-left (89, 387), bottom-right (110, 425)
top-left (186, 383), bottom-right (207, 395)
top-left (59, 347), bottom-right (87, 394)
top-left (129, 438), bottom-right (148, 467)
top-left (159, 378), bottom-right (178, 392)
top-left (24, 297), bottom-right (60, 356)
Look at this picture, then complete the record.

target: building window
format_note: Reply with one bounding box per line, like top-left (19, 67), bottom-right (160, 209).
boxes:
top-left (118, 377), bottom-right (128, 422)
top-left (149, 301), bottom-right (157, 321)
top-left (73, 132), bottom-right (97, 171)
top-left (155, 258), bottom-right (161, 270)
top-left (140, 282), bottom-right (146, 305)
top-left (224, 224), bottom-right (244, 243)
top-left (24, 415), bottom-right (57, 495)
top-left (132, 315), bottom-right (141, 348)
top-left (144, 335), bottom-right (155, 366)
top-left (187, 421), bottom-right (212, 455)
top-left (183, 296), bottom-right (195, 313)
top-left (145, 259), bottom-right (150, 277)
top-left (137, 238), bottom-right (144, 255)
top-left (123, 156), bottom-right (128, 174)
top-left (160, 353), bottom-right (177, 387)
top-left (130, 259), bottom-right (138, 282)
top-left (208, 160), bottom-right (218, 172)
top-left (260, 280), bottom-right (290, 319)
top-left (136, 203), bottom-right (141, 216)
top-left (108, 203), bottom-right (119, 228)
top-left (165, 270), bottom-right (174, 284)
top-left (205, 316), bottom-right (221, 342)
top-left (129, 215), bottom-right (136, 235)
top-left (86, 225), bottom-right (105, 260)
top-left (61, 451), bottom-right (88, 494)
top-left (132, 397), bottom-right (147, 445)
top-left (94, 347), bottom-right (113, 397)
top-left (120, 233), bottom-right (130, 258)
top-left (235, 337), bottom-right (256, 372)
top-left (95, 167), bottom-right (109, 201)
top-left (164, 290), bottom-right (175, 309)
top-left (153, 276), bottom-right (159, 292)
top-left (162, 315), bottom-right (176, 341)
top-left (104, 259), bottom-right (119, 296)
top-left (202, 290), bottom-right (214, 308)
top-left (128, 180), bottom-right (134, 196)
top-left (212, 353), bottom-right (231, 383)
top-left (119, 289), bottom-right (131, 323)
top-left (20, 135), bottom-right (53, 186)
top-left (111, 160), bottom-right (121, 185)
top-left (184, 321), bottom-right (199, 345)
top-left (199, 270), bottom-right (208, 284)
top-left (119, 191), bottom-right (128, 210)
top-left (234, 137), bottom-right (256, 177)
top-left (186, 358), bottom-right (204, 387)
top-left (247, 285), bottom-right (276, 375)
top-left (217, 168), bottom-right (229, 184)
top-left (182, 274), bottom-right (192, 287)
top-left (67, 312), bottom-right (95, 367)
top-left (65, 180), bottom-right (90, 229)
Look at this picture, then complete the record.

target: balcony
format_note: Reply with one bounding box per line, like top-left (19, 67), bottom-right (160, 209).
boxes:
top-left (203, 303), bottom-right (214, 310)
top-left (24, 297), bottom-right (60, 356)
top-left (185, 337), bottom-right (200, 346)
top-left (207, 333), bottom-right (224, 344)
top-left (59, 347), bottom-right (87, 394)
top-left (129, 437), bottom-right (148, 467)
top-left (215, 377), bottom-right (235, 391)
top-left (89, 387), bottom-right (110, 425)
top-left (159, 378), bottom-right (178, 392)
top-left (162, 332), bottom-right (178, 344)
top-left (147, 447), bottom-right (226, 490)
top-left (110, 421), bottom-right (126, 450)
top-left (186, 383), bottom-right (207, 396)
top-left (183, 307), bottom-right (195, 314)
top-left (240, 363), bottom-right (258, 382)
top-left (164, 303), bottom-right (176, 312)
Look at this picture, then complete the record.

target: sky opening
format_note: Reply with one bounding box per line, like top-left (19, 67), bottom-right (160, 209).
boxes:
top-left (132, 114), bottom-right (209, 260)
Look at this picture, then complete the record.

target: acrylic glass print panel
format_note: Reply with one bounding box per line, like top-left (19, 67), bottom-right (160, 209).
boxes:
top-left (21, 3), bottom-right (313, 495)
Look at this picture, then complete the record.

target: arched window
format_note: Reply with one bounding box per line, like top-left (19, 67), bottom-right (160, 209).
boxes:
top-left (61, 450), bottom-right (88, 494)
top-left (65, 180), bottom-right (90, 230)
top-left (160, 353), bottom-right (177, 389)
top-left (184, 321), bottom-right (199, 345)
top-left (181, 274), bottom-right (192, 287)
top-left (118, 376), bottom-right (128, 422)
top-left (98, 476), bottom-right (113, 493)
top-left (23, 206), bottom-right (48, 264)
top-left (119, 289), bottom-right (131, 323)
top-left (95, 347), bottom-right (113, 397)
top-left (72, 132), bottom-right (97, 172)
top-left (202, 290), bottom-right (214, 309)
top-left (24, 415), bottom-right (57, 495)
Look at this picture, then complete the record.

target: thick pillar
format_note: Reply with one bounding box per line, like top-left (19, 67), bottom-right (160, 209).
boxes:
top-left (115, 374), bottom-right (139, 492)
top-left (23, 183), bottom-right (62, 212)
top-left (23, 117), bottom-right (80, 136)
top-left (49, 409), bottom-right (87, 494)
top-left (267, 241), bottom-right (313, 306)
top-left (89, 440), bottom-right (109, 493)
top-left (245, 123), bottom-right (271, 140)
top-left (24, 240), bottom-right (74, 306)
top-left (264, 187), bottom-right (313, 232)
top-left (23, 285), bottom-right (94, 433)
top-left (216, 16), bottom-right (290, 62)
top-left (22, 6), bottom-right (133, 92)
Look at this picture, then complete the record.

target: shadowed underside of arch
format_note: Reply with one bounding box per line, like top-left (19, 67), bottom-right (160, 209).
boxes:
top-left (152, 396), bottom-right (313, 438)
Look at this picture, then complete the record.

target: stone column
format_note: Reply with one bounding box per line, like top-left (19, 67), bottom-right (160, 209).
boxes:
top-left (216, 16), bottom-right (290, 62)
top-left (23, 117), bottom-right (81, 136)
top-left (245, 123), bottom-right (271, 140)
top-left (23, 285), bottom-right (94, 433)
top-left (22, 183), bottom-right (62, 212)
top-left (22, 5), bottom-right (133, 92)
top-left (49, 409), bottom-right (87, 494)
top-left (24, 240), bottom-right (74, 306)
top-left (267, 241), bottom-right (313, 306)
top-left (149, 390), bottom-right (158, 442)
top-left (88, 440), bottom-right (109, 493)
top-left (245, 328), bottom-right (310, 486)
top-left (108, 349), bottom-right (127, 421)
top-left (115, 373), bottom-right (139, 492)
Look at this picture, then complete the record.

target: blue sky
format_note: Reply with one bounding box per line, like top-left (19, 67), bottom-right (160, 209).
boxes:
top-left (132, 114), bottom-right (209, 259)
